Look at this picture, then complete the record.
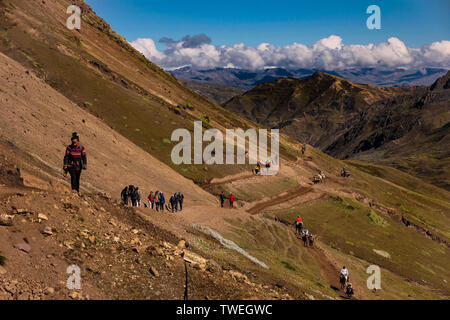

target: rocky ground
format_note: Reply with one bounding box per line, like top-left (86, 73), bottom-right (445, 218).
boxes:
top-left (0, 161), bottom-right (291, 300)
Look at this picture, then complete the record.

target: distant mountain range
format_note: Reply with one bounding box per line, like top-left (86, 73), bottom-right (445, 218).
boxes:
top-left (170, 66), bottom-right (448, 91)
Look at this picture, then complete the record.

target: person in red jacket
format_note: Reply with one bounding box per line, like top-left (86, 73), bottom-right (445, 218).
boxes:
top-left (63, 132), bottom-right (87, 193)
top-left (295, 216), bottom-right (303, 236)
top-left (229, 193), bottom-right (235, 208)
top-left (148, 191), bottom-right (154, 209)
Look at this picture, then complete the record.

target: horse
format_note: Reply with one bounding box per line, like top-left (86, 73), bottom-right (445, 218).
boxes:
top-left (313, 173), bottom-right (326, 184)
top-left (340, 274), bottom-right (348, 289)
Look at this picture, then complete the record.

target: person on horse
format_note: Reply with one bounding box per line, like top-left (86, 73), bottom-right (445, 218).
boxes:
top-left (295, 216), bottom-right (303, 236)
top-left (340, 266), bottom-right (350, 286)
top-left (341, 167), bottom-right (350, 178)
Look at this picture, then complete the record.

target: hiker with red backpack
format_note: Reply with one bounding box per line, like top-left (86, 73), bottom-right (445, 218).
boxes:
top-left (63, 132), bottom-right (87, 193)
top-left (154, 191), bottom-right (160, 211)
top-left (229, 193), bottom-right (236, 208)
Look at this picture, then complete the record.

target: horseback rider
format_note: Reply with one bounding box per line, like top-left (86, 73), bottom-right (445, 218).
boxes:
top-left (340, 266), bottom-right (349, 283)
top-left (295, 216), bottom-right (303, 236)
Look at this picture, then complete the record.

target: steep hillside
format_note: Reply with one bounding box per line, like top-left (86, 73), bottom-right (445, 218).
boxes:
top-left (0, 0), bottom-right (297, 183)
top-left (0, 0), bottom-right (449, 301)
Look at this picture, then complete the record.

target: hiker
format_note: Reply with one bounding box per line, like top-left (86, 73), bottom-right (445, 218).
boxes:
top-left (295, 216), bottom-right (303, 236)
top-left (173, 193), bottom-right (179, 212)
top-left (159, 192), bottom-right (166, 212)
top-left (253, 162), bottom-right (261, 175)
top-left (135, 187), bottom-right (141, 207)
top-left (121, 186), bottom-right (129, 205)
top-left (345, 283), bottom-right (354, 298)
top-left (308, 233), bottom-right (314, 247)
top-left (63, 132), bottom-right (87, 193)
top-left (177, 192), bottom-right (184, 211)
top-left (229, 193), bottom-right (235, 208)
top-left (301, 228), bottom-right (309, 247)
top-left (219, 192), bottom-right (226, 208)
top-left (127, 185), bottom-right (134, 206)
top-left (154, 191), bottom-right (160, 211)
top-left (129, 185), bottom-right (138, 207)
top-left (148, 192), bottom-right (154, 209)
top-left (169, 194), bottom-right (176, 212)
top-left (301, 143), bottom-right (306, 155)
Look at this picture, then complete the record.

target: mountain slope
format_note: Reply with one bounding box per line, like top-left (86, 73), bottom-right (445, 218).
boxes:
top-left (223, 72), bottom-right (449, 189)
top-left (0, 0), bottom-right (449, 301)
top-left (0, 0), bottom-right (297, 183)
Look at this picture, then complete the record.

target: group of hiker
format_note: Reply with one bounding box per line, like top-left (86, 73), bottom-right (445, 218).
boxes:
top-left (121, 189), bottom-right (185, 213)
top-left (121, 185), bottom-right (142, 207)
top-left (294, 216), bottom-right (314, 247)
top-left (219, 191), bottom-right (236, 208)
top-left (147, 191), bottom-right (184, 212)
top-left (252, 160), bottom-right (272, 175)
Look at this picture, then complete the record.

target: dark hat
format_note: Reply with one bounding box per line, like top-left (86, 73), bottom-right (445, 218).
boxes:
top-left (71, 132), bottom-right (80, 141)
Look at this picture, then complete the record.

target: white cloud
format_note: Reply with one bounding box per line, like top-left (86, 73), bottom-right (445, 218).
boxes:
top-left (130, 35), bottom-right (450, 71)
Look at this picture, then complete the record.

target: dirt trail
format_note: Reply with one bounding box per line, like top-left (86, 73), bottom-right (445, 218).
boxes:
top-left (247, 186), bottom-right (314, 215)
top-left (200, 172), bottom-right (256, 189)
top-left (307, 244), bottom-right (358, 300)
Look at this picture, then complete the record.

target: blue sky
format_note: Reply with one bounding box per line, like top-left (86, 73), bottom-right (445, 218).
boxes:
top-left (86, 0), bottom-right (449, 49)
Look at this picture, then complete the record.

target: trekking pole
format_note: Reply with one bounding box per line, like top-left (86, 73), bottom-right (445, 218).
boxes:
top-left (183, 261), bottom-right (189, 300)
